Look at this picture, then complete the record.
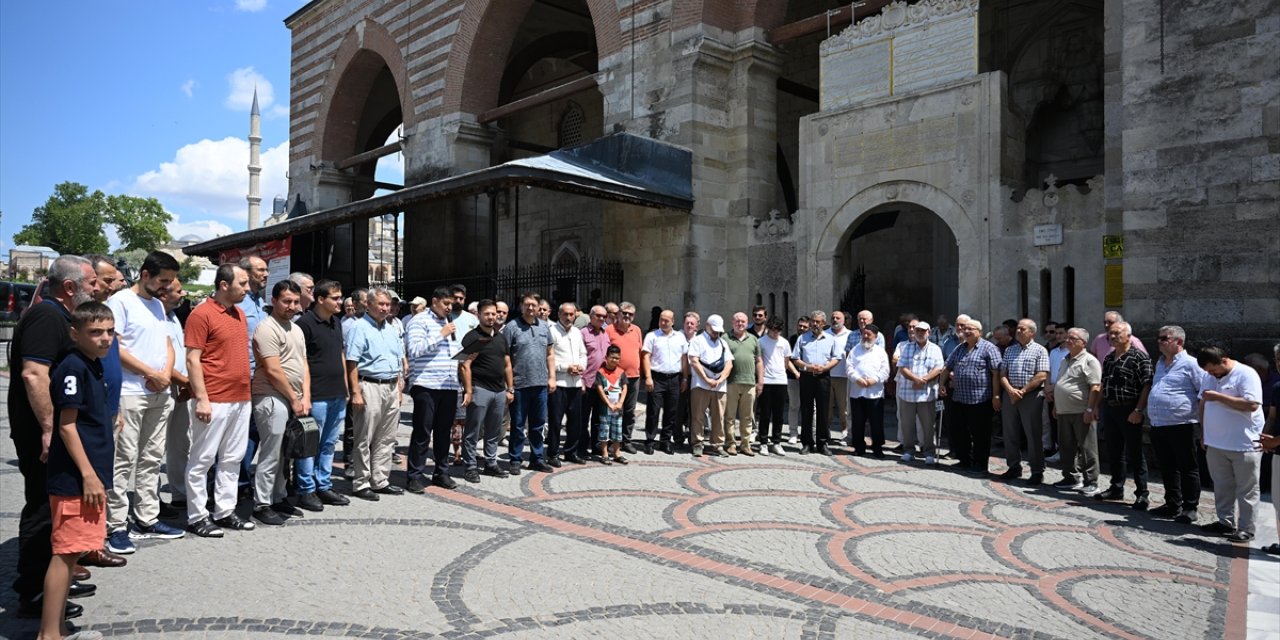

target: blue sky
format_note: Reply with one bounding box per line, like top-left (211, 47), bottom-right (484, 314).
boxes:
top-left (0, 0), bottom-right (371, 252)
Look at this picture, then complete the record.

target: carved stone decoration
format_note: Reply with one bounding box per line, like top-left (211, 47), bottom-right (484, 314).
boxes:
top-left (753, 209), bottom-right (793, 242)
top-left (1042, 174), bottom-right (1060, 209)
top-left (822, 0), bottom-right (979, 49)
top-left (962, 190), bottom-right (976, 207)
top-left (885, 185), bottom-right (900, 201)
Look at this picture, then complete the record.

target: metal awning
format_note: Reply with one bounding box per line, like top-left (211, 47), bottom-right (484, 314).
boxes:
top-left (183, 132), bottom-right (693, 258)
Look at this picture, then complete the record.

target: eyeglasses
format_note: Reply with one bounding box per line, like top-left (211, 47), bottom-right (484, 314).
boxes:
top-left (1157, 336), bottom-right (1176, 342)
top-left (620, 312), bottom-right (634, 317)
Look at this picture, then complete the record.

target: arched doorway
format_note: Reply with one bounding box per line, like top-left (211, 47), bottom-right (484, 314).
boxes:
top-left (840, 203), bottom-right (959, 321)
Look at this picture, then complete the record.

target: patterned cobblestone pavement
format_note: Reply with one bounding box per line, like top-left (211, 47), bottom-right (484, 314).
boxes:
top-left (2, 379), bottom-right (1276, 639)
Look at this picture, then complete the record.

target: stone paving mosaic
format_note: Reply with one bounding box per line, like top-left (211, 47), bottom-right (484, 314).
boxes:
top-left (1, 382), bottom-right (1275, 639)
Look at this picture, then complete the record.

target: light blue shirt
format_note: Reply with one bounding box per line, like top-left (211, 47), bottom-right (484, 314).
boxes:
top-left (405, 309), bottom-right (461, 390)
top-left (345, 314), bottom-right (405, 379)
top-left (1148, 351), bottom-right (1204, 427)
top-left (793, 331), bottom-right (840, 367)
top-left (895, 340), bottom-right (944, 403)
top-left (237, 289), bottom-right (267, 374)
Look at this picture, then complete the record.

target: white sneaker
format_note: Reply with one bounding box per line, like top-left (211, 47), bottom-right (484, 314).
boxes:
top-left (925, 456), bottom-right (937, 465)
top-left (789, 434), bottom-right (799, 445)
top-left (1080, 484), bottom-right (1099, 495)
top-left (758, 444), bottom-right (770, 456)
top-left (900, 453), bottom-right (914, 462)
top-left (771, 444), bottom-right (785, 456)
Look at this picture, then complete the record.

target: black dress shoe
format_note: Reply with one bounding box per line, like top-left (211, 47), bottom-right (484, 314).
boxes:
top-left (547, 457), bottom-right (563, 468)
top-left (272, 500), bottom-right (303, 517)
top-left (464, 469), bottom-right (481, 483)
top-left (352, 488), bottom-right (380, 501)
top-left (565, 454), bottom-right (586, 464)
top-left (79, 547), bottom-right (127, 568)
top-left (622, 442), bottom-right (638, 455)
top-left (661, 441), bottom-right (674, 455)
top-left (508, 463), bottom-right (523, 476)
top-left (643, 442), bottom-right (655, 455)
top-left (406, 477), bottom-right (428, 494)
top-left (317, 489), bottom-right (350, 506)
top-left (799, 446), bottom-right (811, 455)
top-left (870, 449), bottom-right (884, 459)
top-left (296, 492), bottom-right (325, 512)
top-left (373, 484), bottom-right (404, 495)
top-left (253, 507), bottom-right (287, 526)
top-left (1151, 503), bottom-right (1180, 517)
top-left (852, 449), bottom-right (866, 457)
top-left (818, 444), bottom-right (833, 456)
top-left (432, 473), bottom-right (459, 490)
top-left (529, 460), bottom-right (554, 473)
top-left (213, 514), bottom-right (256, 531)
top-left (998, 468), bottom-right (1022, 481)
top-left (17, 596), bottom-right (83, 619)
top-left (1132, 496), bottom-right (1151, 511)
top-left (482, 466), bottom-right (509, 478)
top-left (68, 581), bottom-right (96, 599)
top-left (1027, 473), bottom-right (1043, 486)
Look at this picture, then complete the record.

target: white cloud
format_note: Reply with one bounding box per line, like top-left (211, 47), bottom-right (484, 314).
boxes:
top-left (130, 136), bottom-right (289, 230)
top-left (234, 0), bottom-right (268, 12)
top-left (225, 66), bottom-right (277, 113)
top-left (181, 79), bottom-right (196, 98)
top-left (169, 217), bottom-right (235, 243)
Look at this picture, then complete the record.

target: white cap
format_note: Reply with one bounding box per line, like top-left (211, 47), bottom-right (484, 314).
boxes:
top-left (914, 321), bottom-right (931, 331)
top-left (706, 314), bottom-right (725, 333)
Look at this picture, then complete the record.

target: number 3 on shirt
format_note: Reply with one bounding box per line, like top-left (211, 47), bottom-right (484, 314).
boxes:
top-left (63, 375), bottom-right (78, 397)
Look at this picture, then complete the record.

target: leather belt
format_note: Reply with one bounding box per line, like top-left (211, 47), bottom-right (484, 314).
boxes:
top-left (359, 376), bottom-right (398, 385)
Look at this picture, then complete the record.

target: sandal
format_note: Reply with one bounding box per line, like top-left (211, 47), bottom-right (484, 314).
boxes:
top-left (1263, 543), bottom-right (1280, 555)
top-left (613, 456), bottom-right (629, 465)
top-left (599, 456), bottom-right (613, 465)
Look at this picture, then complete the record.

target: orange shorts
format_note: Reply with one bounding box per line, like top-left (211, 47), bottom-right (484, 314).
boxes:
top-left (50, 496), bottom-right (106, 556)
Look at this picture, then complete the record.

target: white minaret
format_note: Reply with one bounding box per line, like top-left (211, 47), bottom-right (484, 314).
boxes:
top-left (247, 88), bottom-right (262, 230)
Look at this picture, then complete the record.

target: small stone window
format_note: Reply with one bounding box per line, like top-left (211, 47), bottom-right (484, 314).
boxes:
top-left (558, 102), bottom-right (585, 148)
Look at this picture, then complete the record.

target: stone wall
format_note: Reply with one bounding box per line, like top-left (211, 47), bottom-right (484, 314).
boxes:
top-left (1116, 0), bottom-right (1280, 351)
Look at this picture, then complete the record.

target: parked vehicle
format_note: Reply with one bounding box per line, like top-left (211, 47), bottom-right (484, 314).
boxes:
top-left (1, 281), bottom-right (37, 322)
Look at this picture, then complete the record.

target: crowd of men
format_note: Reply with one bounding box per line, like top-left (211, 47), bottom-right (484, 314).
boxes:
top-left (7, 251), bottom-right (1279, 638)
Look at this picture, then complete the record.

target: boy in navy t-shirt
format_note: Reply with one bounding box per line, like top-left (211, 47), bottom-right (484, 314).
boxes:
top-left (40, 301), bottom-right (116, 640)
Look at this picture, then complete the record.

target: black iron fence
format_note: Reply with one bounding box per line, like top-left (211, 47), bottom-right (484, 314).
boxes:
top-left (398, 259), bottom-right (624, 308)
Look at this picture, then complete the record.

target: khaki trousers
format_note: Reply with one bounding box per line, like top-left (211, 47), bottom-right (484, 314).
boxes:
top-left (353, 379), bottom-right (401, 492)
top-left (108, 392), bottom-right (175, 531)
top-left (724, 383), bottom-right (757, 449)
top-left (690, 387), bottom-right (726, 449)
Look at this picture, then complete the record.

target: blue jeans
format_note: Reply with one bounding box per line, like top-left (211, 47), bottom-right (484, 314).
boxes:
top-left (509, 386), bottom-right (547, 464)
top-left (293, 396), bottom-right (346, 493)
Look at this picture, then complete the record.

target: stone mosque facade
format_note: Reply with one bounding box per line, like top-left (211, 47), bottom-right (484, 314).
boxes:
top-left (278, 0), bottom-right (1278, 349)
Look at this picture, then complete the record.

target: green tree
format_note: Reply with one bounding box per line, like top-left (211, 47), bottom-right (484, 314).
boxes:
top-left (107, 194), bottom-right (172, 251)
top-left (13, 182), bottom-right (110, 255)
top-left (178, 256), bottom-right (202, 283)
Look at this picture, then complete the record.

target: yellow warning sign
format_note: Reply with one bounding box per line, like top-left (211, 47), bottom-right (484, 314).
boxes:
top-left (1103, 235), bottom-right (1124, 259)
top-left (1104, 264), bottom-right (1124, 307)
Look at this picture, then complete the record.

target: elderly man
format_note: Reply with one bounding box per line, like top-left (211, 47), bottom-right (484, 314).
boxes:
top-left (606, 301), bottom-right (644, 454)
top-left (792, 311), bottom-right (840, 456)
top-left (724, 312), bottom-right (763, 456)
top-left (9, 255), bottom-right (98, 619)
top-left (642, 309), bottom-right (687, 455)
top-left (688, 314), bottom-right (734, 457)
top-left (847, 324), bottom-right (890, 457)
top-left (1091, 310), bottom-right (1147, 360)
top-left (506, 293), bottom-right (557, 474)
top-left (404, 286), bottom-right (463, 492)
top-left (579, 305), bottom-right (612, 457)
top-left (1143, 325), bottom-right (1203, 523)
top-left (998, 319), bottom-right (1051, 484)
top-left (1197, 346), bottom-right (1266, 543)
top-left (288, 272), bottom-right (314, 312)
top-left (826, 311), bottom-right (855, 441)
top-left (855, 310), bottom-right (886, 348)
top-left (549, 302), bottom-right (588, 464)
top-left (896, 321), bottom-right (945, 464)
top-left (941, 318), bottom-right (1003, 475)
top-left (677, 311), bottom-right (702, 448)
top-left (344, 288), bottom-right (408, 501)
top-left (1050, 328), bottom-right (1102, 494)
top-left (1096, 321), bottom-right (1153, 508)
